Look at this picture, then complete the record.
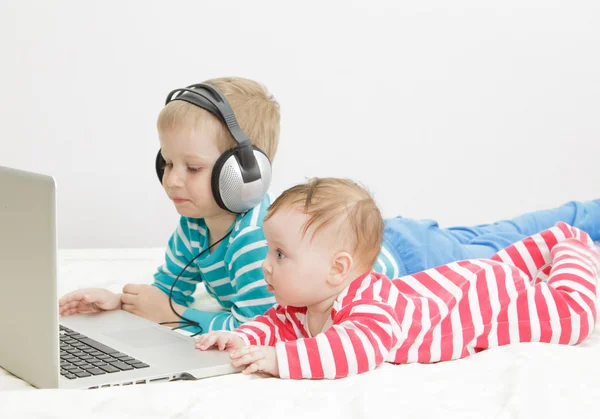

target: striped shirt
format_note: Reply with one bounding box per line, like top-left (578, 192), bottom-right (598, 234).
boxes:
top-left (152, 196), bottom-right (276, 334)
top-left (152, 195), bottom-right (400, 334)
top-left (234, 222), bottom-right (600, 379)
top-left (373, 241), bottom-right (401, 278)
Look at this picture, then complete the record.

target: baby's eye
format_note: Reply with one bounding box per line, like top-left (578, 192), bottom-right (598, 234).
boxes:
top-left (187, 167), bottom-right (201, 173)
top-left (276, 250), bottom-right (286, 260)
top-left (164, 162), bottom-right (173, 169)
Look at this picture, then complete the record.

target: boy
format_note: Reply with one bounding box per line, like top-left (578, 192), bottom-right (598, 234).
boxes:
top-left (196, 178), bottom-right (599, 379)
top-left (59, 77), bottom-right (281, 334)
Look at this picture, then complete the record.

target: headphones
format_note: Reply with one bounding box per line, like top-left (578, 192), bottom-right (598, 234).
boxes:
top-left (155, 83), bottom-right (272, 214)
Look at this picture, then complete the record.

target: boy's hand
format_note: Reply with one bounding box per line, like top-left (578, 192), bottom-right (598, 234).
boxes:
top-left (195, 332), bottom-right (245, 352)
top-left (59, 288), bottom-right (121, 316)
top-left (121, 284), bottom-right (185, 324)
top-left (230, 345), bottom-right (279, 377)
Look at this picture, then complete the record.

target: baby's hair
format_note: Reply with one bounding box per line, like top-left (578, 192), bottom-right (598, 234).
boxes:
top-left (266, 178), bottom-right (384, 271)
top-left (157, 77), bottom-right (280, 161)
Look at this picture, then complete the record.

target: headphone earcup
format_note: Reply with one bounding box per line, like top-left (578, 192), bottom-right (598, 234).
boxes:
top-left (155, 149), bottom-right (166, 184)
top-left (211, 146), bottom-right (272, 214)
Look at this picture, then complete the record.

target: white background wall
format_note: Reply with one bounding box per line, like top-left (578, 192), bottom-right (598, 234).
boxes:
top-left (0, 0), bottom-right (598, 249)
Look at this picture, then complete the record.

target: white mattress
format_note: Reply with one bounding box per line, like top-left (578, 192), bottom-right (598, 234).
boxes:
top-left (1, 248), bottom-right (600, 418)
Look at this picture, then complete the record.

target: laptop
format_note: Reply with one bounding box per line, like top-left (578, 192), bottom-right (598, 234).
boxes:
top-left (0, 165), bottom-right (237, 389)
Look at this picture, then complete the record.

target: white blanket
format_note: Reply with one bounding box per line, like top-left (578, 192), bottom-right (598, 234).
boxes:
top-left (1, 248), bottom-right (600, 419)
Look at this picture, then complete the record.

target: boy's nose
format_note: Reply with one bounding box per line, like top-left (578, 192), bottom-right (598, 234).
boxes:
top-left (165, 169), bottom-right (184, 188)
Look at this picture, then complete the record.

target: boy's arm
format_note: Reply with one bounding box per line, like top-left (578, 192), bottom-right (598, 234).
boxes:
top-left (152, 216), bottom-right (202, 307)
top-left (178, 226), bottom-right (276, 334)
top-left (274, 300), bottom-right (402, 379)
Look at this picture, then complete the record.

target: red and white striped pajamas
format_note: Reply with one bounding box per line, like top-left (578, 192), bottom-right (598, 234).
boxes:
top-left (234, 223), bottom-right (600, 379)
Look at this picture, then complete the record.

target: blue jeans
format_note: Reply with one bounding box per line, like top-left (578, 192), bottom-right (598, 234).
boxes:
top-left (383, 200), bottom-right (600, 276)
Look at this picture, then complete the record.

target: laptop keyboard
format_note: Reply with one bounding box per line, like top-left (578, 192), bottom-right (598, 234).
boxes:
top-left (59, 325), bottom-right (149, 380)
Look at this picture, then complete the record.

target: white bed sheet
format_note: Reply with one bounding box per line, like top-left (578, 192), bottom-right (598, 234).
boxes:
top-left (1, 248), bottom-right (599, 419)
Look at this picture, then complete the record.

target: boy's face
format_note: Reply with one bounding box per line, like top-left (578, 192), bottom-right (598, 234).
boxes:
top-left (262, 208), bottom-right (337, 307)
top-left (159, 121), bottom-right (225, 219)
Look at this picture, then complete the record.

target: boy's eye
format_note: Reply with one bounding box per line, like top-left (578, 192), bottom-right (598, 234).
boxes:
top-left (276, 250), bottom-right (286, 260)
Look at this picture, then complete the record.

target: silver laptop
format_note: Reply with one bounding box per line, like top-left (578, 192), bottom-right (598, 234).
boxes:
top-left (0, 165), bottom-right (237, 389)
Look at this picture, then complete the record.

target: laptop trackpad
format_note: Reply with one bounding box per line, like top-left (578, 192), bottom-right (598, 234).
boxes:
top-left (104, 327), bottom-right (184, 348)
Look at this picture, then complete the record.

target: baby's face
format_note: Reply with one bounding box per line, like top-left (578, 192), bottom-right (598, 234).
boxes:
top-left (262, 208), bottom-right (337, 307)
top-left (158, 121), bottom-right (224, 219)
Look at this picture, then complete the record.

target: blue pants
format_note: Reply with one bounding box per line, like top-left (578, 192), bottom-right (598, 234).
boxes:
top-left (383, 200), bottom-right (600, 276)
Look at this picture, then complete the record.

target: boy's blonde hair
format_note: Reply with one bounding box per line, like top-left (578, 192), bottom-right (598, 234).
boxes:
top-left (266, 178), bottom-right (384, 271)
top-left (157, 77), bottom-right (280, 161)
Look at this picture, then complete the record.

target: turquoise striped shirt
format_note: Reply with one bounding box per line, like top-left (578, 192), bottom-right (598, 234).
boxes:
top-left (152, 196), bottom-right (275, 334)
top-left (373, 241), bottom-right (401, 279)
top-left (153, 194), bottom-right (402, 334)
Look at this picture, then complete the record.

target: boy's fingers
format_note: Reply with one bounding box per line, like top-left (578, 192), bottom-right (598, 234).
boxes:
top-left (122, 284), bottom-right (140, 295)
top-left (59, 290), bottom-right (85, 305)
top-left (60, 301), bottom-right (80, 311)
top-left (120, 293), bottom-right (135, 304)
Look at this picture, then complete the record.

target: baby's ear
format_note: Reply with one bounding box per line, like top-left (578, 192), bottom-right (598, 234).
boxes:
top-left (328, 252), bottom-right (353, 286)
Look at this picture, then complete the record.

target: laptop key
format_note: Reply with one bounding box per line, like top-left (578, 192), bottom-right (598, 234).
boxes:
top-left (78, 338), bottom-right (118, 354)
top-left (87, 368), bottom-right (106, 376)
top-left (74, 371), bottom-right (92, 378)
top-left (109, 361), bottom-right (134, 371)
top-left (91, 361), bottom-right (108, 367)
top-left (90, 351), bottom-right (104, 357)
top-left (63, 365), bottom-right (79, 371)
top-left (131, 363), bottom-right (149, 369)
top-left (81, 364), bottom-right (98, 371)
top-left (112, 353), bottom-right (129, 359)
top-left (60, 361), bottom-right (71, 368)
top-left (98, 365), bottom-right (120, 373)
top-left (65, 374), bottom-right (77, 380)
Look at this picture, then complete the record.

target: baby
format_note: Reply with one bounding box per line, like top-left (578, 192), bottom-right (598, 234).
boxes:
top-left (196, 178), bottom-right (600, 379)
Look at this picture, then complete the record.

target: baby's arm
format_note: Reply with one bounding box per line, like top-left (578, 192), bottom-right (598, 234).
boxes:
top-left (274, 301), bottom-right (402, 379)
top-left (233, 305), bottom-right (292, 346)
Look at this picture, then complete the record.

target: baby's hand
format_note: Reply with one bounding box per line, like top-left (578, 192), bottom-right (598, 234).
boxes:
top-left (59, 288), bottom-right (121, 316)
top-left (230, 345), bottom-right (279, 377)
top-left (195, 331), bottom-right (245, 352)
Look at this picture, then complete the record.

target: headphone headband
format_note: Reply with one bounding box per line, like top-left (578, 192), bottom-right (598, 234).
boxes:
top-left (165, 84), bottom-right (252, 149)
